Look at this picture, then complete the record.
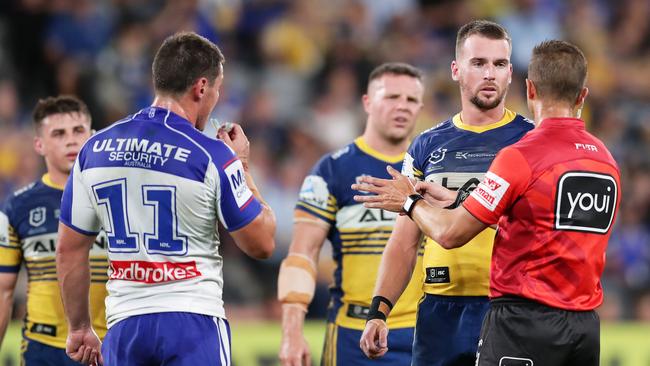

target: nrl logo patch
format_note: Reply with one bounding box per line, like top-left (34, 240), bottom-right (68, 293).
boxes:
top-left (29, 207), bottom-right (47, 227)
top-left (428, 148), bottom-right (447, 165)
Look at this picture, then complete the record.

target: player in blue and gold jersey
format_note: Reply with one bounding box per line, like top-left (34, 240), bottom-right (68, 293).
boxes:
top-left (359, 21), bottom-right (533, 366)
top-left (278, 63), bottom-right (425, 366)
top-left (0, 96), bottom-right (108, 366)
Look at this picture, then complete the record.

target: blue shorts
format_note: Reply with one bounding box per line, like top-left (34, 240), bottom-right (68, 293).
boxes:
top-left (102, 312), bottom-right (231, 366)
top-left (321, 323), bottom-right (413, 366)
top-left (21, 338), bottom-right (79, 366)
top-left (412, 294), bottom-right (489, 366)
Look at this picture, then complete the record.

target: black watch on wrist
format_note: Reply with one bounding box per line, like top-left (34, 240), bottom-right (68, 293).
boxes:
top-left (402, 194), bottom-right (424, 218)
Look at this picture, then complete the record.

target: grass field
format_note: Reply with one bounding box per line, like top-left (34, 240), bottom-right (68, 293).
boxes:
top-left (1, 320), bottom-right (649, 365)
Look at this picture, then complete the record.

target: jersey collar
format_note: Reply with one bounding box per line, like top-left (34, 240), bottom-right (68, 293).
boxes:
top-left (42, 173), bottom-right (65, 190)
top-left (538, 118), bottom-right (585, 129)
top-left (452, 108), bottom-right (516, 133)
top-left (354, 137), bottom-right (405, 164)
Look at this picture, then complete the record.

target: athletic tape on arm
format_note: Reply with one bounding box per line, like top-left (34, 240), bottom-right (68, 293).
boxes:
top-left (278, 253), bottom-right (317, 310)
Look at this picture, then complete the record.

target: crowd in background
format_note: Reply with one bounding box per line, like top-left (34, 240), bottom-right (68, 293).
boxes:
top-left (0, 0), bottom-right (649, 321)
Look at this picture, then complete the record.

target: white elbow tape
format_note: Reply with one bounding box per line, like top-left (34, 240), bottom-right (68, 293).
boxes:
top-left (278, 254), bottom-right (317, 309)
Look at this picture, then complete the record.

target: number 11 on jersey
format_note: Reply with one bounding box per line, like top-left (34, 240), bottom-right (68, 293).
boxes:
top-left (93, 178), bottom-right (188, 256)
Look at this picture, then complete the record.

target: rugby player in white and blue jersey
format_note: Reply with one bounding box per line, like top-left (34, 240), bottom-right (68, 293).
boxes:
top-left (55, 32), bottom-right (276, 366)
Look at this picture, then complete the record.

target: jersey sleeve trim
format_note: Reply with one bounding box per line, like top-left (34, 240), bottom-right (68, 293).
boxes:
top-left (296, 203), bottom-right (336, 223)
top-left (7, 225), bottom-right (19, 248)
top-left (59, 218), bottom-right (100, 237)
top-left (463, 147), bottom-right (531, 225)
top-left (0, 265), bottom-right (20, 273)
top-left (224, 199), bottom-right (263, 232)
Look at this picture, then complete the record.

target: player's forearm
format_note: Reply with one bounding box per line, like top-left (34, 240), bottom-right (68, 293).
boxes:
top-left (281, 303), bottom-right (307, 337)
top-left (0, 292), bottom-right (14, 345)
top-left (244, 169), bottom-right (268, 207)
top-left (411, 202), bottom-right (469, 249)
top-left (56, 247), bottom-right (92, 330)
top-left (373, 235), bottom-right (419, 308)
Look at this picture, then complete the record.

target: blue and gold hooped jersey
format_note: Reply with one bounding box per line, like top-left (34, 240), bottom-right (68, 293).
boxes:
top-left (297, 137), bottom-right (424, 330)
top-left (403, 109), bottom-right (533, 296)
top-left (0, 175), bottom-right (108, 349)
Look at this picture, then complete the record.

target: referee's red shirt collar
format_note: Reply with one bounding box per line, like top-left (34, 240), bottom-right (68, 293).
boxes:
top-left (538, 117), bottom-right (585, 129)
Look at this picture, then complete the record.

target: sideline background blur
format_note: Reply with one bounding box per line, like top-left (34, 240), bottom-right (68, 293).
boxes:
top-left (0, 0), bottom-right (649, 364)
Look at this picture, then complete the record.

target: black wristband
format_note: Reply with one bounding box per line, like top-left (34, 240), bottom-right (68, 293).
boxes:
top-left (444, 180), bottom-right (475, 209)
top-left (404, 194), bottom-right (424, 218)
top-left (367, 296), bottom-right (394, 322)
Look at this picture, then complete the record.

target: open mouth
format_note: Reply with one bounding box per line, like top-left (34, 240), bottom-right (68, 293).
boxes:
top-left (66, 153), bottom-right (78, 160)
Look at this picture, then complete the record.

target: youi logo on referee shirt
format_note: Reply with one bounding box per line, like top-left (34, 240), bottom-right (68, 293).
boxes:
top-left (555, 171), bottom-right (618, 234)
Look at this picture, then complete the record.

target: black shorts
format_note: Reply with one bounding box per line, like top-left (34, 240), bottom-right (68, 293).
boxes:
top-left (476, 296), bottom-right (599, 366)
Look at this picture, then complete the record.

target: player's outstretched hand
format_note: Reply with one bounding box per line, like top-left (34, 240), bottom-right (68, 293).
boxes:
top-left (360, 319), bottom-right (389, 359)
top-left (66, 326), bottom-right (103, 366)
top-left (415, 181), bottom-right (456, 208)
top-left (279, 330), bottom-right (311, 366)
top-left (217, 123), bottom-right (251, 170)
top-left (352, 166), bottom-right (416, 212)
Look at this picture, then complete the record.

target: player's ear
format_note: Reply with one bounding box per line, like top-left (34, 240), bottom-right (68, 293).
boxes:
top-left (576, 87), bottom-right (588, 108)
top-left (525, 79), bottom-right (536, 100)
top-left (362, 94), bottom-right (371, 113)
top-left (508, 63), bottom-right (513, 85)
top-left (34, 136), bottom-right (45, 156)
top-left (451, 60), bottom-right (459, 81)
top-left (193, 78), bottom-right (208, 100)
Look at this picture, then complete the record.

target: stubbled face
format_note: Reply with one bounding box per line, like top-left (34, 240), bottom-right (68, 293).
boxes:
top-left (34, 112), bottom-right (92, 175)
top-left (453, 35), bottom-right (512, 110)
top-left (363, 74), bottom-right (424, 143)
top-left (196, 64), bottom-right (224, 131)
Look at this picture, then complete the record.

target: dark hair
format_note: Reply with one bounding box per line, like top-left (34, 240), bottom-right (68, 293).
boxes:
top-left (367, 62), bottom-right (423, 87)
top-left (528, 40), bottom-right (587, 104)
top-left (33, 95), bottom-right (90, 132)
top-left (456, 20), bottom-right (511, 58)
top-left (152, 32), bottom-right (225, 95)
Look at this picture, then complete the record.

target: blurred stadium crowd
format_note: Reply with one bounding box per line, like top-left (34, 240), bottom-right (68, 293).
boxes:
top-left (0, 0), bottom-right (649, 322)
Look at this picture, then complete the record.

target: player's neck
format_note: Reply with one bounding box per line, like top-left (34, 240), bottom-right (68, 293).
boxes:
top-left (459, 100), bottom-right (506, 126)
top-left (532, 103), bottom-right (580, 127)
top-left (151, 95), bottom-right (196, 126)
top-left (46, 168), bottom-right (69, 189)
top-left (361, 130), bottom-right (408, 157)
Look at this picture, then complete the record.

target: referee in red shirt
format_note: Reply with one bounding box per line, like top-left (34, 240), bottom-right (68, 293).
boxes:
top-left (353, 40), bottom-right (621, 366)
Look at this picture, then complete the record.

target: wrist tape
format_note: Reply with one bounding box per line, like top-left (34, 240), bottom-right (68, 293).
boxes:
top-left (367, 296), bottom-right (394, 322)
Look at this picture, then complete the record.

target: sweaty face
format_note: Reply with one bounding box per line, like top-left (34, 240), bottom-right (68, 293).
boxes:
top-left (35, 112), bottom-right (92, 175)
top-left (454, 35), bottom-right (512, 110)
top-left (364, 74), bottom-right (424, 143)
